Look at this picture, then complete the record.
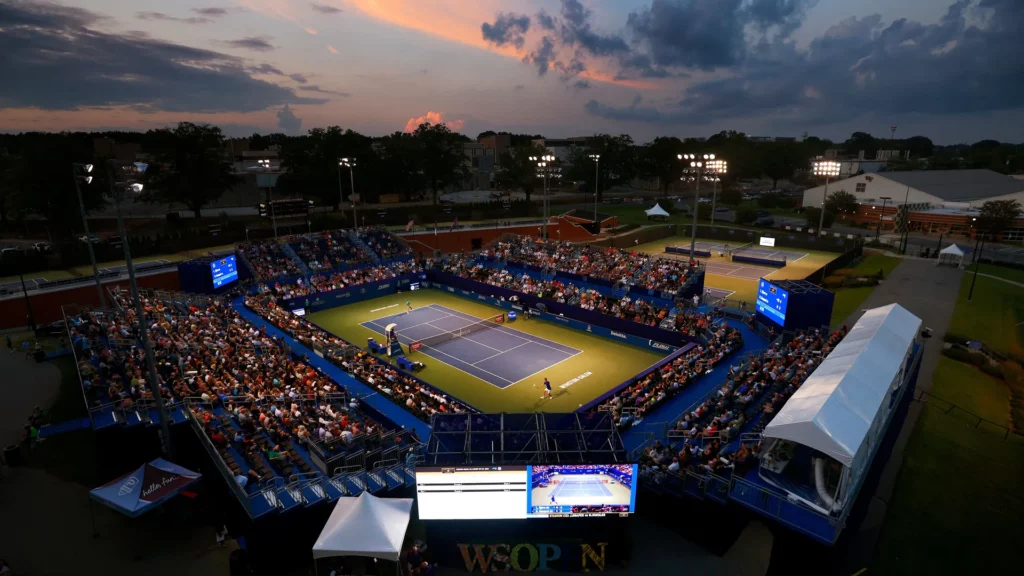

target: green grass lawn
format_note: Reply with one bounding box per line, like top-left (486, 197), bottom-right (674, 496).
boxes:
top-left (948, 269), bottom-right (1024, 356)
top-left (975, 262), bottom-right (1024, 285)
top-left (307, 289), bottom-right (665, 413)
top-left (930, 356), bottom-right (1013, 430)
top-left (871, 407), bottom-right (1024, 575)
top-left (828, 253), bottom-right (903, 327)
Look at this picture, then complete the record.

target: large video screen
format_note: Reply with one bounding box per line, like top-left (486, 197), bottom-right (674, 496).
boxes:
top-left (416, 464), bottom-right (637, 520)
top-left (756, 279), bottom-right (789, 326)
top-left (210, 255), bottom-right (239, 289)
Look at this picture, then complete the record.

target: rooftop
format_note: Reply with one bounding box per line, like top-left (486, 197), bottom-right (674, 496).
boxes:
top-left (878, 169), bottom-right (1024, 202)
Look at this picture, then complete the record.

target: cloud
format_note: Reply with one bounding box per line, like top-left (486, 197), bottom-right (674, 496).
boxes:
top-left (559, 0), bottom-right (629, 56)
top-left (136, 11), bottom-right (211, 25)
top-left (573, 80), bottom-right (591, 90)
top-left (276, 104), bottom-right (302, 133)
top-left (327, 44), bottom-right (339, 54)
top-left (626, 0), bottom-right (746, 71)
top-left (0, 1), bottom-right (325, 113)
top-left (192, 7), bottom-right (229, 17)
top-left (305, 27), bottom-right (318, 35)
top-left (310, 3), bottom-right (342, 14)
top-left (250, 63), bottom-right (285, 76)
top-left (225, 36), bottom-right (275, 51)
top-left (535, 9), bottom-right (557, 31)
top-left (586, 0), bottom-right (1024, 126)
top-left (481, 12), bottom-right (530, 49)
top-left (298, 85), bottom-right (350, 97)
top-left (289, 73), bottom-right (308, 84)
top-left (523, 36), bottom-right (556, 76)
top-left (403, 111), bottom-right (464, 133)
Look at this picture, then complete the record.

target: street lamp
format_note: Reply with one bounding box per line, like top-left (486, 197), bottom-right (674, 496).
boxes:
top-left (679, 153), bottom-right (716, 258)
top-left (106, 160), bottom-right (173, 457)
top-left (589, 154), bottom-right (601, 223)
top-left (530, 154), bottom-right (557, 238)
top-left (339, 158), bottom-right (357, 229)
top-left (876, 196), bottom-right (892, 240)
top-left (72, 162), bottom-right (105, 308)
top-left (706, 159), bottom-right (727, 227)
top-left (812, 160), bottom-right (841, 235)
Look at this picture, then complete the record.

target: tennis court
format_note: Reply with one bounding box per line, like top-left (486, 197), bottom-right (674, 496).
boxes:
top-left (361, 304), bottom-right (581, 389)
top-left (531, 473), bottom-right (632, 507)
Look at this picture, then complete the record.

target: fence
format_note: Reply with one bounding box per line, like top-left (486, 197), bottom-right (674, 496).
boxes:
top-left (802, 242), bottom-right (864, 284)
top-left (913, 390), bottom-right (1019, 440)
top-left (681, 224), bottom-right (862, 254)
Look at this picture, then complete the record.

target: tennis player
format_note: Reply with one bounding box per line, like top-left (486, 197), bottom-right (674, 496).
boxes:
top-left (541, 378), bottom-right (553, 400)
top-left (406, 300), bottom-right (413, 314)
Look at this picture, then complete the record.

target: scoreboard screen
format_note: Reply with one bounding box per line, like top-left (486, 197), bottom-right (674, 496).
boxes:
top-left (756, 279), bottom-right (789, 326)
top-left (211, 255), bottom-right (239, 289)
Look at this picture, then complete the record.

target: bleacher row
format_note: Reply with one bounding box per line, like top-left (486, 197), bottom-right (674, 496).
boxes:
top-left (238, 226), bottom-right (412, 282)
top-left (636, 325), bottom-right (848, 495)
top-left (67, 287), bottom-right (423, 518)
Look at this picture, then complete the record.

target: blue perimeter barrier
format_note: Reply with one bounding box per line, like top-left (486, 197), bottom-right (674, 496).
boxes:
top-left (423, 274), bottom-right (683, 353)
top-left (732, 254), bottom-right (787, 268)
top-left (577, 342), bottom-right (696, 412)
top-left (279, 273), bottom-right (427, 313)
top-left (666, 246), bottom-right (712, 258)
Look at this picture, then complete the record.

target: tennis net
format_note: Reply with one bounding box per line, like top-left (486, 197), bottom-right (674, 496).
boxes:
top-left (417, 314), bottom-right (505, 348)
top-left (728, 241), bottom-right (755, 256)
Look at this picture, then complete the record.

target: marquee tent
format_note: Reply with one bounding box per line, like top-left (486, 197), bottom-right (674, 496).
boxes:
top-left (313, 492), bottom-right (414, 562)
top-left (645, 203), bottom-right (670, 219)
top-left (89, 458), bottom-right (201, 518)
top-left (937, 243), bottom-right (966, 267)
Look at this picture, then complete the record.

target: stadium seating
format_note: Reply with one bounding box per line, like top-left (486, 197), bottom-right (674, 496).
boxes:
top-left (289, 230), bottom-right (373, 272)
top-left (357, 227), bottom-right (413, 261)
top-left (238, 239), bottom-right (304, 281)
top-left (253, 260), bottom-right (424, 299)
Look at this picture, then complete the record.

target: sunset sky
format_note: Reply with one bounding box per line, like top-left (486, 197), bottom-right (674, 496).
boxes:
top-left (2, 0), bottom-right (1022, 143)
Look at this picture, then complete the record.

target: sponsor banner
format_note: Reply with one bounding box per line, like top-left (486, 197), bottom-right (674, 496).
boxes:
top-left (279, 273), bottom-right (423, 313)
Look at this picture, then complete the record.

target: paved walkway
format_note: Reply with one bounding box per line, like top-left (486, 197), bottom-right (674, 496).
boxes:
top-left (836, 258), bottom-right (964, 568)
top-left (0, 348), bottom-right (61, 447)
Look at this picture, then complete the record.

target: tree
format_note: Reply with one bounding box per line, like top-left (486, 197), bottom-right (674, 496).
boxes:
top-left (494, 143), bottom-right (545, 201)
top-left (147, 123), bottom-right (240, 219)
top-left (413, 122), bottom-right (470, 205)
top-left (824, 190), bottom-right (858, 214)
top-left (720, 188), bottom-right (742, 206)
top-left (904, 136), bottom-right (934, 158)
top-left (563, 134), bottom-right (637, 201)
top-left (804, 207), bottom-right (835, 229)
top-left (977, 199), bottom-right (1022, 237)
top-left (276, 126), bottom-right (373, 210)
top-left (759, 142), bottom-right (803, 188)
top-left (637, 136), bottom-right (683, 197)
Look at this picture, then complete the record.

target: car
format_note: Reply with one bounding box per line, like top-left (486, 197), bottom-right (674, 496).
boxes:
top-left (79, 235), bottom-right (100, 244)
top-left (715, 206), bottom-right (729, 212)
top-left (1, 245), bottom-right (23, 255)
top-left (31, 242), bottom-right (51, 253)
top-left (698, 198), bottom-right (711, 204)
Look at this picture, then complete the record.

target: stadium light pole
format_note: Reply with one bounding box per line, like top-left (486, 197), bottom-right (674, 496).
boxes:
top-left (812, 160), bottom-right (841, 235)
top-left (256, 158), bottom-right (277, 238)
top-left (589, 154), bottom-right (600, 222)
top-left (876, 196), bottom-right (892, 241)
top-left (680, 153), bottom-right (715, 258)
top-left (968, 230), bottom-right (987, 301)
top-left (707, 159), bottom-right (727, 227)
top-left (339, 158), bottom-right (357, 229)
top-left (72, 162), bottom-right (105, 308)
top-left (530, 154), bottom-right (557, 238)
top-left (107, 160), bottom-right (173, 457)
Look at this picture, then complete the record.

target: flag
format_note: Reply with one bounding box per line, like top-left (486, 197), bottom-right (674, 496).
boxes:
top-left (449, 216), bottom-right (458, 232)
top-left (405, 219), bottom-right (415, 232)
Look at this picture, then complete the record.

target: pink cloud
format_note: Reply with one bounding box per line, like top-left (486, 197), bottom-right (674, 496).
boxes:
top-left (403, 111), bottom-right (464, 133)
top-left (327, 44), bottom-right (339, 54)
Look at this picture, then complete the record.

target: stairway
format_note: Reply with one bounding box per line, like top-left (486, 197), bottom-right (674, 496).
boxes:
top-left (279, 242), bottom-right (310, 276)
top-left (348, 231), bottom-right (381, 264)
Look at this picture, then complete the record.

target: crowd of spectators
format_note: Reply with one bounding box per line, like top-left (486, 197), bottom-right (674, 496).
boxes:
top-left (238, 239), bottom-right (303, 281)
top-left (358, 227), bottom-right (412, 260)
top-left (639, 325), bottom-right (848, 480)
top-left (244, 294), bottom-right (474, 422)
top-left (254, 260), bottom-right (424, 300)
top-left (440, 260), bottom-right (708, 336)
top-left (290, 230), bottom-right (373, 272)
top-left (482, 236), bottom-right (698, 292)
top-left (596, 322), bottom-right (744, 431)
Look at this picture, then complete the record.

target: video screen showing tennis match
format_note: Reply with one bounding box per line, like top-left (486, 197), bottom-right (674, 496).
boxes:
top-left (527, 464), bottom-right (638, 517)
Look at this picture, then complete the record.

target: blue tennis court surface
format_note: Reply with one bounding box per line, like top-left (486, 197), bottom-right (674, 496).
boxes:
top-left (361, 304), bottom-right (581, 389)
top-left (550, 477), bottom-right (613, 499)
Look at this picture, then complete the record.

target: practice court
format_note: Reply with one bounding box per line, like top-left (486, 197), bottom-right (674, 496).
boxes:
top-left (361, 304), bottom-right (581, 389)
top-left (531, 473), bottom-right (632, 507)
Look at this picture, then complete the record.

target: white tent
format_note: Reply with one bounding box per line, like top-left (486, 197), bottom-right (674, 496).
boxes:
top-left (937, 243), bottom-right (965, 267)
top-left (645, 203), bottom-right (670, 219)
top-left (312, 492), bottom-right (414, 562)
top-left (762, 304), bottom-right (921, 468)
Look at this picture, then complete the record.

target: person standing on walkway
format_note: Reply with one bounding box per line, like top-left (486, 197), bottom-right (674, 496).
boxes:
top-left (5, 334), bottom-right (11, 353)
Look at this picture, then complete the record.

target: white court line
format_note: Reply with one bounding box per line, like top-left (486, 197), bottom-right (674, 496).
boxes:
top-left (430, 303), bottom-right (582, 356)
top-left (788, 254), bottom-right (808, 264)
top-left (512, 350), bottom-right (584, 386)
top-left (372, 311), bottom-right (457, 334)
top-left (471, 341), bottom-right (531, 365)
top-left (453, 332), bottom-right (504, 353)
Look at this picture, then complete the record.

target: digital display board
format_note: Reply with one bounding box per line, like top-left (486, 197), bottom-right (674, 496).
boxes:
top-left (210, 255), bottom-right (239, 289)
top-left (756, 279), bottom-right (789, 326)
top-left (416, 464), bottom-right (637, 520)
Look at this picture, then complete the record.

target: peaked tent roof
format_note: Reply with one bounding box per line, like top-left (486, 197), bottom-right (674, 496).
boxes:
top-left (90, 458), bottom-right (201, 518)
top-left (645, 203), bottom-right (670, 217)
top-left (312, 492), bottom-right (414, 562)
top-left (762, 304), bottom-right (921, 468)
top-left (938, 244), bottom-right (965, 257)
top-left (878, 169), bottom-right (1024, 202)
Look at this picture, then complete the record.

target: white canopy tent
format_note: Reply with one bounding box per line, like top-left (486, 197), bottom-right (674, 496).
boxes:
top-left (645, 203), bottom-right (670, 219)
top-left (762, 304), bottom-right (921, 469)
top-left (937, 243), bottom-right (965, 267)
top-left (313, 492), bottom-right (414, 563)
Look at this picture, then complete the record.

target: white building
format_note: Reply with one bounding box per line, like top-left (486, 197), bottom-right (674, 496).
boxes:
top-left (803, 169), bottom-right (1024, 210)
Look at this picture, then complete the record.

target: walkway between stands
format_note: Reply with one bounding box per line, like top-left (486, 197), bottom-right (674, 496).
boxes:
top-left (231, 297), bottom-right (431, 441)
top-left (621, 321), bottom-right (766, 453)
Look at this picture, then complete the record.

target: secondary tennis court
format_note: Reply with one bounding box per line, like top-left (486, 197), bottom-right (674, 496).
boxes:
top-left (531, 473), bottom-right (633, 507)
top-left (361, 304), bottom-right (581, 389)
